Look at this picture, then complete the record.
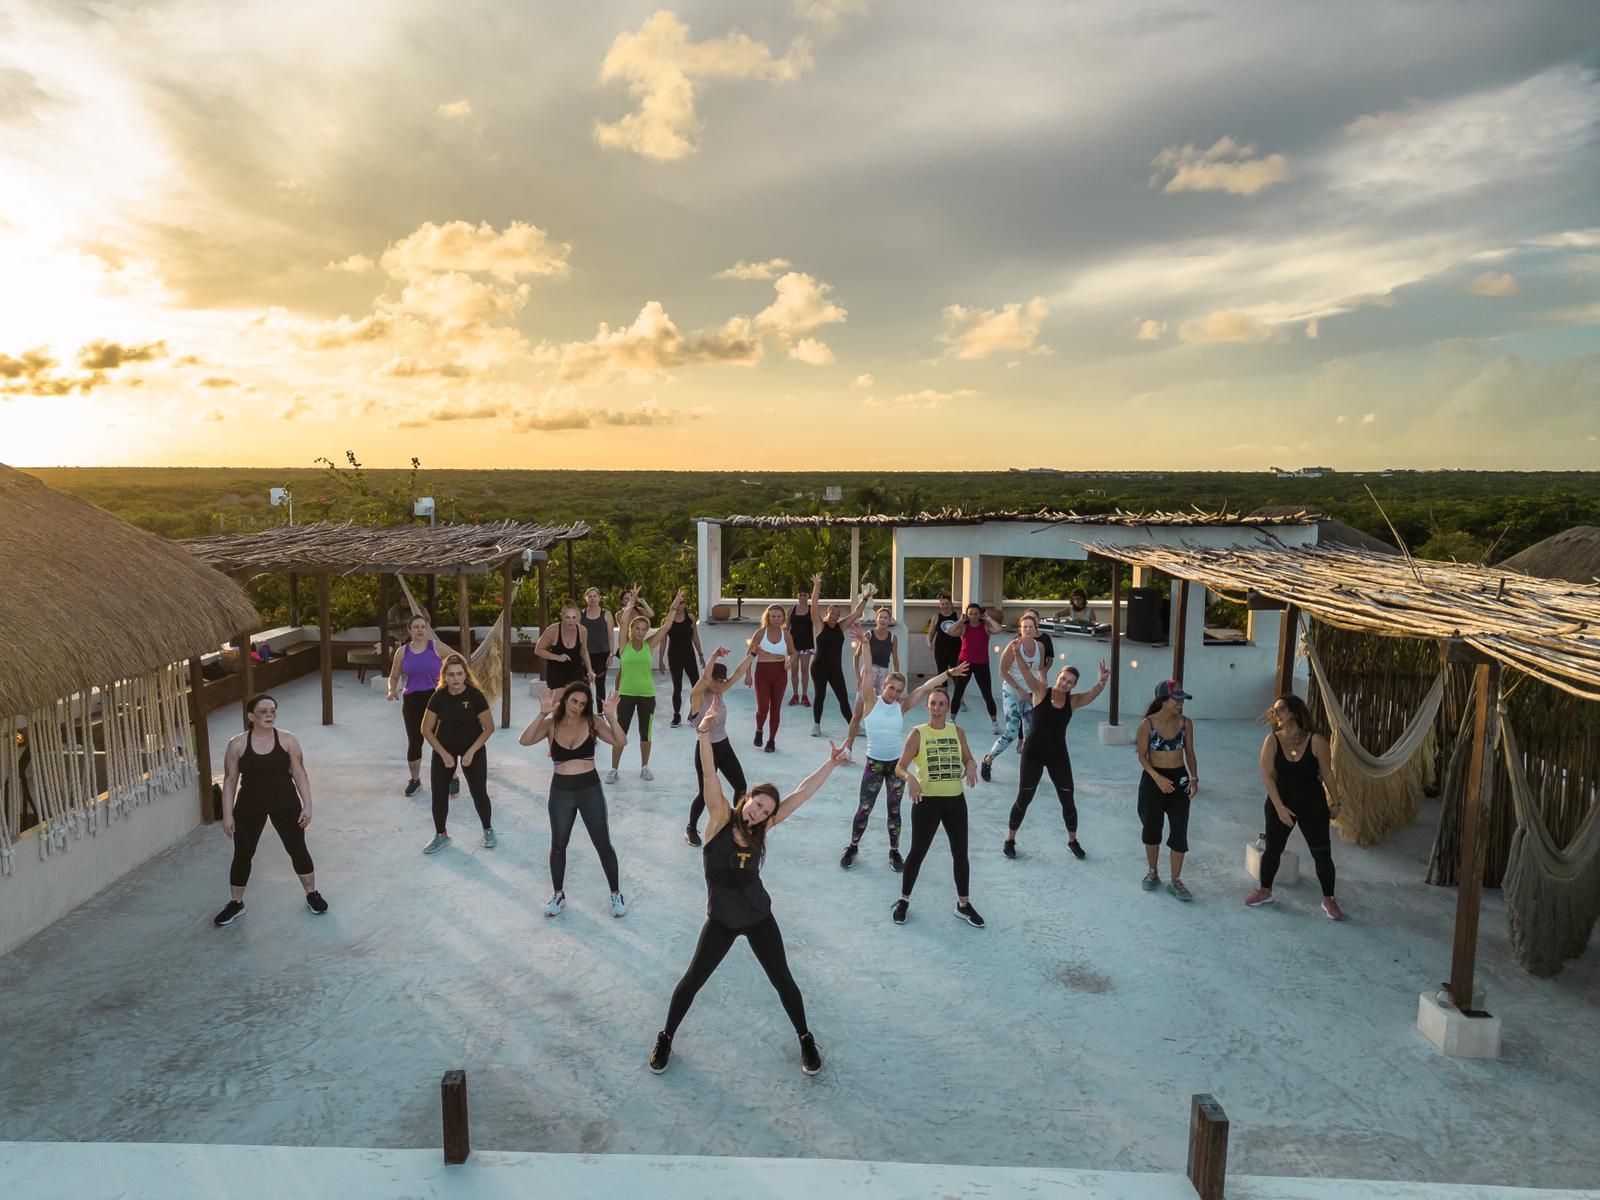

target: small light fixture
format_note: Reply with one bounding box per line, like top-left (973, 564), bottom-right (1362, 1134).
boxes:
top-left (1129, 659), bottom-right (1140, 669)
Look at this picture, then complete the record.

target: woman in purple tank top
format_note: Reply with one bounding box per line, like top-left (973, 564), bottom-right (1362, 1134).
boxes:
top-left (387, 612), bottom-right (452, 796)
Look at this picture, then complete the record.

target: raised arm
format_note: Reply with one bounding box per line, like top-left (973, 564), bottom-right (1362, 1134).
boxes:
top-left (982, 612), bottom-right (1003, 634)
top-left (808, 572), bottom-right (822, 615)
top-left (1070, 661), bottom-right (1111, 711)
top-left (905, 662), bottom-right (967, 711)
top-left (1014, 646), bottom-right (1046, 703)
top-left (770, 741), bottom-right (852, 828)
top-left (891, 632), bottom-right (900, 673)
top-left (697, 717), bottom-right (732, 838)
top-left (593, 691), bottom-right (627, 749)
top-left (840, 583), bottom-right (875, 628)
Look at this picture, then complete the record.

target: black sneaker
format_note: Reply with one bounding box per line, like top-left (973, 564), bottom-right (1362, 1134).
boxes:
top-left (799, 1032), bottom-right (823, 1076)
top-left (889, 848), bottom-right (904, 873)
top-left (671, 713), bottom-right (682, 728)
top-left (955, 901), bottom-right (986, 928)
top-left (305, 891), bottom-right (329, 915)
top-left (754, 730), bottom-right (764, 747)
top-left (649, 1030), bottom-right (673, 1074)
top-left (404, 779), bottom-right (421, 797)
top-left (449, 777), bottom-right (460, 796)
top-left (213, 900), bottom-right (245, 926)
top-left (685, 824), bottom-right (702, 847)
top-left (840, 844), bottom-right (859, 869)
top-left (1003, 839), bottom-right (1017, 859)
top-left (1068, 839), bottom-right (1086, 860)
top-left (891, 899), bottom-right (909, 925)
top-left (764, 741), bottom-right (776, 754)
top-left (980, 758), bottom-right (992, 783)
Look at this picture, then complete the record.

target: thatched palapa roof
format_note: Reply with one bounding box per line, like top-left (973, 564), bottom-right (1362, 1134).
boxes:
top-left (1498, 526), bottom-right (1600, 586)
top-left (717, 507), bottom-right (1324, 530)
top-left (186, 519), bottom-right (591, 575)
top-left (0, 466), bottom-right (259, 717)
top-left (1246, 505), bottom-right (1397, 555)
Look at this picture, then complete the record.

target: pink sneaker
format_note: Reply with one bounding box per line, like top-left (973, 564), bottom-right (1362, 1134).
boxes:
top-left (788, 695), bottom-right (800, 706)
top-left (1320, 897), bottom-right (1346, 922)
top-left (801, 695), bottom-right (811, 707)
top-left (1244, 888), bottom-right (1275, 907)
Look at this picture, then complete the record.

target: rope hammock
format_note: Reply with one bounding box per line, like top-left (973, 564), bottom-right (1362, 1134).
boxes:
top-left (1, 663), bottom-right (195, 877)
top-left (1304, 629), bottom-right (1444, 845)
top-left (1499, 707), bottom-right (1600, 977)
top-left (393, 575), bottom-right (514, 708)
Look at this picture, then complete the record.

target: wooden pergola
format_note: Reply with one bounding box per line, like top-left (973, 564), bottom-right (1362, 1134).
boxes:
top-left (185, 520), bottom-right (589, 731)
top-left (1080, 539), bottom-right (1600, 1020)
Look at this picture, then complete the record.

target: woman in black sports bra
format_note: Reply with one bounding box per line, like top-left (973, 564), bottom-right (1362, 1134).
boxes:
top-left (520, 682), bottom-right (628, 919)
top-left (1135, 679), bottom-right (1200, 901)
top-left (648, 715), bottom-right (850, 1078)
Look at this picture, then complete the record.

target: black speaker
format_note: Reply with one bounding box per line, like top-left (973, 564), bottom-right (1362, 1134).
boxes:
top-left (1126, 587), bottom-right (1168, 643)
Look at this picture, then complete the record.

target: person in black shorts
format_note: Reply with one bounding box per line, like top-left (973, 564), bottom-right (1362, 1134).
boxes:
top-left (213, 693), bottom-right (326, 925)
top-left (420, 654), bottom-right (497, 854)
top-left (649, 716), bottom-right (850, 1077)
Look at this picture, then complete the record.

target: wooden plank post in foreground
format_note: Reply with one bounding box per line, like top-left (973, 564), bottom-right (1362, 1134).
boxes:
top-left (317, 573), bottom-right (333, 726)
top-left (188, 656), bottom-right (214, 824)
top-left (441, 1069), bottom-right (470, 1164)
top-left (537, 560), bottom-right (550, 630)
top-left (1276, 603), bottom-right (1300, 697)
top-left (565, 540), bottom-right (575, 606)
top-left (237, 632), bottom-right (255, 721)
top-left (1448, 651), bottom-right (1501, 1012)
top-left (287, 571), bottom-right (301, 627)
top-left (1187, 1093), bottom-right (1229, 1200)
top-left (501, 560), bottom-right (515, 729)
top-left (1107, 560), bottom-right (1122, 726)
top-left (378, 572), bottom-right (393, 663)
top-left (457, 573), bottom-right (473, 659)
top-left (1170, 578), bottom-right (1189, 685)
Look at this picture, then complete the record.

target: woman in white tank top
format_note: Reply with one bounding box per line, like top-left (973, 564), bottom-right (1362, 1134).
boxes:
top-left (982, 614), bottom-right (1045, 781)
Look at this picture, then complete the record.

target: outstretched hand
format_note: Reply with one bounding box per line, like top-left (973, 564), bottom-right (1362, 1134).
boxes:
top-left (827, 741), bottom-right (851, 767)
top-left (710, 645), bottom-right (730, 661)
top-left (604, 691), bottom-right (621, 719)
top-left (1097, 660), bottom-right (1110, 685)
top-left (538, 688), bottom-right (560, 716)
top-left (697, 710), bottom-right (718, 735)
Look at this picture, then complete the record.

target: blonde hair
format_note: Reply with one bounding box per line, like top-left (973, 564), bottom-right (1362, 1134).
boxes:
top-left (438, 652), bottom-right (479, 690)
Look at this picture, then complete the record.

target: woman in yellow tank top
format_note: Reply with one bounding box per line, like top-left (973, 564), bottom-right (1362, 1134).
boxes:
top-left (893, 688), bottom-right (984, 928)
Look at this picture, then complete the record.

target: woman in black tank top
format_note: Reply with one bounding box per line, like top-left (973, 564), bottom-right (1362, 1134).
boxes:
top-left (213, 693), bottom-right (325, 926)
top-left (1248, 694), bottom-right (1344, 920)
top-left (648, 717), bottom-right (849, 1078)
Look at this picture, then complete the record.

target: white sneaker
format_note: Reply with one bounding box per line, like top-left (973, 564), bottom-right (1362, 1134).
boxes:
top-left (640, 766), bottom-right (654, 781)
top-left (544, 892), bottom-right (566, 918)
top-left (611, 892), bottom-right (628, 918)
top-left (605, 768), bottom-right (619, 784)
top-left (810, 725), bottom-right (821, 738)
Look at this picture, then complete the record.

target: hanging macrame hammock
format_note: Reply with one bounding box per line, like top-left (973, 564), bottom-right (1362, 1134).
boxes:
top-left (1498, 706), bottom-right (1600, 977)
top-left (393, 575), bottom-right (514, 708)
top-left (1303, 627), bottom-right (1445, 846)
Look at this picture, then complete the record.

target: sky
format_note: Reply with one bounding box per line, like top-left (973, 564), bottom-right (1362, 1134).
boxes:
top-left (1, 0), bottom-right (1598, 470)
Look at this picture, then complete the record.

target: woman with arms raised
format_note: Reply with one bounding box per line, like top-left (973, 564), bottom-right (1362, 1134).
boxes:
top-left (684, 646), bottom-right (756, 846)
top-left (1003, 655), bottom-right (1108, 861)
top-left (807, 576), bottom-right (875, 739)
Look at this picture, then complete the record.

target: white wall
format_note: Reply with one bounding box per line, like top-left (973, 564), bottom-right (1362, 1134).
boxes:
top-left (0, 782), bottom-right (205, 957)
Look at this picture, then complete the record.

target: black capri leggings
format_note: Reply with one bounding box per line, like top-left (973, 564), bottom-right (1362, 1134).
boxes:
top-left (1137, 766), bottom-right (1191, 853)
top-left (951, 662), bottom-right (997, 719)
top-left (810, 660), bottom-right (852, 724)
top-left (664, 915), bottom-right (808, 1038)
top-left (431, 745), bottom-right (492, 834)
top-left (1010, 753), bottom-right (1077, 834)
top-left (617, 695), bottom-right (656, 743)
top-left (402, 690), bottom-right (431, 764)
top-left (669, 652), bottom-right (700, 719)
top-left (230, 804), bottom-right (314, 887)
top-left (900, 793), bottom-right (971, 898)
top-left (549, 771), bottom-right (621, 893)
top-left (588, 653), bottom-right (610, 705)
top-left (690, 738), bottom-right (748, 830)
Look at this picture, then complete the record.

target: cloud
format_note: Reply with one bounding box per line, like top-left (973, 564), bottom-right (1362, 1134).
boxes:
top-left (1305, 318), bottom-right (1320, 340)
top-left (852, 373), bottom-right (873, 388)
top-left (276, 395), bottom-right (310, 420)
top-left (1469, 271), bottom-right (1520, 297)
top-left (1362, 412), bottom-right (1377, 425)
top-left (1135, 319), bottom-right (1166, 341)
top-left (376, 357), bottom-right (473, 379)
top-left (1150, 136), bottom-right (1289, 197)
top-left (0, 66), bottom-right (52, 122)
top-left (437, 99), bottom-right (472, 119)
top-left (198, 375), bottom-right (240, 388)
top-left (714, 257), bottom-right (793, 280)
top-left (536, 301), bottom-right (763, 383)
top-left (76, 339), bottom-right (167, 369)
top-left (789, 337), bottom-right (834, 365)
top-left (940, 297), bottom-right (1048, 359)
top-left (198, 407), bottom-right (226, 422)
top-left (302, 313), bottom-right (395, 349)
top-left (593, 11), bottom-right (812, 161)
top-left (326, 254), bottom-right (374, 274)
top-left (865, 387), bottom-right (978, 410)
top-left (754, 272), bottom-right (848, 343)
top-left (1177, 309), bottom-right (1268, 342)
top-left (378, 220), bottom-right (571, 284)
top-left (795, 0), bottom-right (866, 34)
top-left (509, 390), bottom-right (682, 431)
top-left (1, 347), bottom-right (110, 396)
top-left (384, 271), bottom-right (530, 327)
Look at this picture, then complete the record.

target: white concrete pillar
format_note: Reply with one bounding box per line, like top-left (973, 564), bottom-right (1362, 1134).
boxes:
top-left (696, 521), bottom-right (723, 621)
top-left (850, 527), bottom-right (861, 599)
top-left (890, 528), bottom-right (906, 629)
top-left (976, 555), bottom-right (1006, 611)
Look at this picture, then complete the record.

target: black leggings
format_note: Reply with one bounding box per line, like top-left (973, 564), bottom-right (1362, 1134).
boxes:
top-left (669, 652), bottom-right (700, 719)
top-left (402, 690), bottom-right (431, 764)
top-left (431, 747), bottom-right (492, 834)
top-left (589, 653), bottom-right (610, 705)
top-left (810, 660), bottom-right (852, 725)
top-left (933, 637), bottom-right (961, 676)
top-left (664, 915), bottom-right (808, 1038)
top-left (617, 695), bottom-right (656, 744)
top-left (900, 793), bottom-right (970, 898)
top-left (549, 772), bottom-right (621, 893)
top-left (951, 662), bottom-right (997, 719)
top-left (1010, 753), bottom-right (1077, 834)
top-left (690, 739), bottom-right (748, 830)
top-left (1261, 795), bottom-right (1336, 896)
top-left (1137, 766), bottom-right (1191, 853)
top-left (230, 804), bottom-right (314, 887)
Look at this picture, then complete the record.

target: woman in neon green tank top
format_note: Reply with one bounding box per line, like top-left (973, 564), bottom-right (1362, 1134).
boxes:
top-left (608, 590), bottom-right (680, 782)
top-left (893, 688), bottom-right (984, 928)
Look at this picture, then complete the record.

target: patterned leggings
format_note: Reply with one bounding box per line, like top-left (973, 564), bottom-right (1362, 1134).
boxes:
top-left (851, 758), bottom-right (904, 849)
top-left (987, 689), bottom-right (1035, 760)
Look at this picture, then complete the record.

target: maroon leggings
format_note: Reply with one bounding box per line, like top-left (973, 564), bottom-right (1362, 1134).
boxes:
top-left (754, 660), bottom-right (787, 738)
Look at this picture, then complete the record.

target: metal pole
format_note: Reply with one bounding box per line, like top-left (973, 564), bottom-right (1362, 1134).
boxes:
top-left (1108, 561), bottom-right (1122, 726)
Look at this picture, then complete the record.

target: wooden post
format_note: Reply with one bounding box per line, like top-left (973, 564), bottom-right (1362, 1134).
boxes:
top-left (426, 574), bottom-right (438, 624)
top-left (1108, 560), bottom-right (1122, 726)
top-left (287, 571), bottom-right (301, 627)
top-left (1448, 659), bottom-right (1500, 1013)
top-left (501, 561), bottom-right (515, 729)
top-left (317, 573), bottom-right (333, 726)
top-left (565, 540), bottom-right (575, 606)
top-left (441, 1069), bottom-right (470, 1165)
top-left (456, 573), bottom-right (473, 658)
top-left (237, 632), bottom-right (255, 722)
top-left (379, 573), bottom-right (393, 663)
top-left (537, 560), bottom-right (550, 630)
top-left (1170, 578), bottom-right (1189, 685)
top-left (1187, 1093), bottom-right (1229, 1200)
top-left (1275, 603), bottom-right (1299, 697)
top-left (188, 656), bottom-right (214, 824)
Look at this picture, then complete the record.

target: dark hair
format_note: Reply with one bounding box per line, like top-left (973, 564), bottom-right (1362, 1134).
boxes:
top-left (1063, 665), bottom-right (1080, 681)
top-left (711, 662), bottom-right (728, 682)
top-left (556, 681), bottom-right (595, 728)
top-left (937, 592), bottom-right (952, 601)
top-left (733, 782), bottom-right (782, 861)
top-left (1263, 693), bottom-right (1315, 731)
top-left (1070, 589), bottom-right (1088, 605)
top-left (244, 693), bottom-right (277, 728)
top-left (966, 601), bottom-right (983, 614)
top-left (1144, 696), bottom-right (1170, 718)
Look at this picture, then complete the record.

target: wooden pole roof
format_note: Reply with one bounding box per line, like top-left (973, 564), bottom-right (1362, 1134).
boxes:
top-left (185, 519), bottom-right (591, 576)
top-left (714, 508), bottom-right (1325, 530)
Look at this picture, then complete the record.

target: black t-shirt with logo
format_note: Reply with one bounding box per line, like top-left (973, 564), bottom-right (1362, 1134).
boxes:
top-left (426, 685), bottom-right (490, 752)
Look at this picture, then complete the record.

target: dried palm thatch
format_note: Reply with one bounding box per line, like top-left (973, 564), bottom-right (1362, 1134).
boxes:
top-left (720, 508), bottom-right (1324, 530)
top-left (1245, 505), bottom-right (1398, 555)
top-left (0, 466), bottom-right (258, 718)
top-left (185, 519), bottom-right (589, 574)
top-left (1498, 525), bottom-right (1600, 586)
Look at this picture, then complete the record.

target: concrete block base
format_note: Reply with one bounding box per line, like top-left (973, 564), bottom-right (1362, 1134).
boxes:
top-left (1417, 990), bottom-right (1501, 1058)
top-left (369, 676), bottom-right (389, 695)
top-left (1245, 840), bottom-right (1299, 885)
top-left (1097, 722), bottom-right (1136, 746)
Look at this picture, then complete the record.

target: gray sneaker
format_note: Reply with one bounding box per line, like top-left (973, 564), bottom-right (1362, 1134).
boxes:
top-left (1141, 869), bottom-right (1160, 891)
top-left (1168, 879), bottom-right (1193, 902)
top-left (604, 768), bottom-right (619, 784)
top-left (423, 833), bottom-right (451, 855)
top-left (640, 766), bottom-right (654, 781)
top-left (482, 828), bottom-right (497, 849)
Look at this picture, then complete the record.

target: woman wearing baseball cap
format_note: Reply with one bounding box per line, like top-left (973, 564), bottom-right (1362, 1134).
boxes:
top-left (1135, 679), bottom-right (1199, 900)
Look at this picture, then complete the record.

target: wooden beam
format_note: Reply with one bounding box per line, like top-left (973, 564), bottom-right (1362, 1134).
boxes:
top-left (441, 1069), bottom-right (470, 1165)
top-left (378, 573), bottom-right (393, 664)
top-left (456, 573), bottom-right (473, 658)
top-left (1275, 603), bottom-right (1300, 697)
top-left (1108, 560), bottom-right (1122, 726)
top-left (287, 572), bottom-right (301, 626)
top-left (1448, 659), bottom-right (1500, 1013)
top-left (565, 540), bottom-right (575, 607)
top-left (237, 631), bottom-right (255, 723)
top-left (1186, 1093), bottom-right (1229, 1200)
top-left (1443, 637), bottom-right (1496, 666)
top-left (501, 562), bottom-right (515, 729)
top-left (317, 573), bottom-right (333, 726)
top-left (188, 656), bottom-right (214, 824)
top-left (1246, 589), bottom-right (1288, 611)
top-left (537, 559), bottom-right (550, 631)
top-left (1170, 578), bottom-right (1190, 685)
top-left (426, 573), bottom-right (438, 623)
top-left (850, 527), bottom-right (861, 598)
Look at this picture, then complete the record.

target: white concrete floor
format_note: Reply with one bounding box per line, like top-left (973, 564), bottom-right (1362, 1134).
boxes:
top-left (1, 635), bottom-right (1596, 1191)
